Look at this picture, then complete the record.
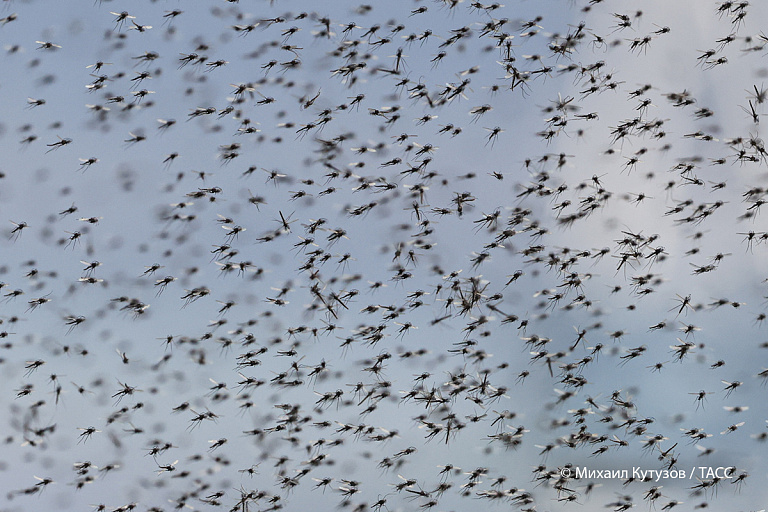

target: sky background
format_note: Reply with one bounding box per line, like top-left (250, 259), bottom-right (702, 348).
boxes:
top-left (1, 0), bottom-right (767, 511)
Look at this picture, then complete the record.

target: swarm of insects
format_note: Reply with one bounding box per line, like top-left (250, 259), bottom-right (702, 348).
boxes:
top-left (0, 1), bottom-right (767, 511)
